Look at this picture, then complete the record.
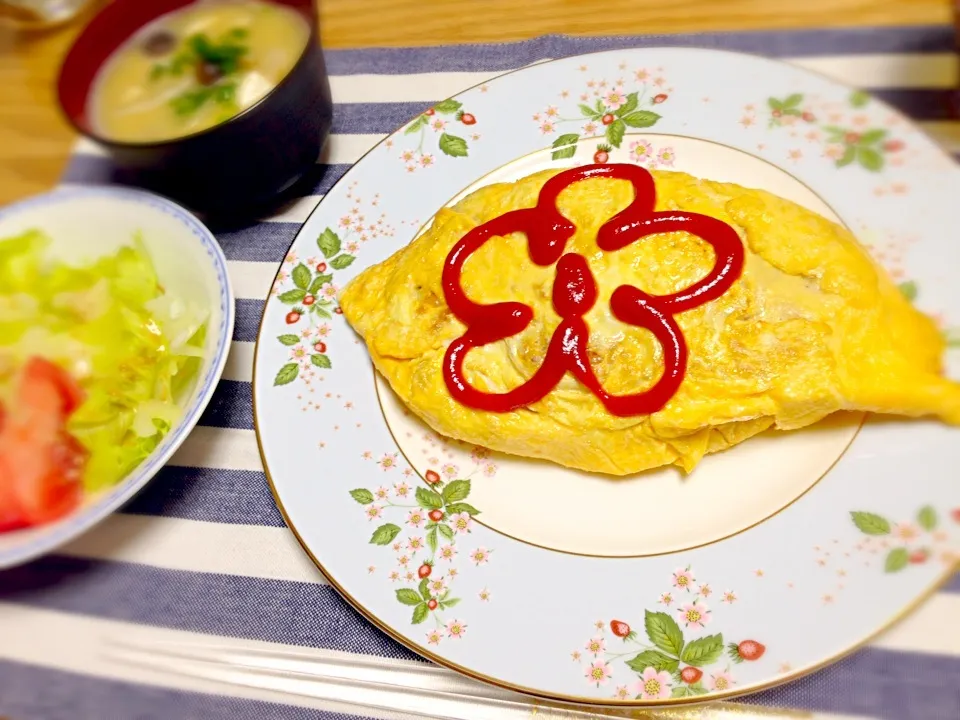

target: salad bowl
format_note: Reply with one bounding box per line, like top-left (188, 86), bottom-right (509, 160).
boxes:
top-left (0, 185), bottom-right (234, 569)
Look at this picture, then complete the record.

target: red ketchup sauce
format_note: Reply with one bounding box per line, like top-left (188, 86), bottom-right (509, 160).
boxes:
top-left (441, 163), bottom-right (744, 417)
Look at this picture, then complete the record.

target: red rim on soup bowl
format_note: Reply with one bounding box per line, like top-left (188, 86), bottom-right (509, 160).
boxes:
top-left (57, 0), bottom-right (333, 217)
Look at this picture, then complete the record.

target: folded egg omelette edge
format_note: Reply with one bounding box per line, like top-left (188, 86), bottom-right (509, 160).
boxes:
top-left (340, 168), bottom-right (960, 476)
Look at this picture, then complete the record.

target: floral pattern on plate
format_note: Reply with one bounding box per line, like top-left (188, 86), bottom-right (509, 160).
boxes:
top-left (270, 184), bottom-right (395, 398)
top-left (849, 506), bottom-right (960, 573)
top-left (392, 99), bottom-right (482, 172)
top-left (574, 567), bottom-right (766, 700)
top-left (349, 463), bottom-right (491, 640)
top-left (538, 64), bottom-right (672, 162)
top-left (740, 89), bottom-right (912, 176)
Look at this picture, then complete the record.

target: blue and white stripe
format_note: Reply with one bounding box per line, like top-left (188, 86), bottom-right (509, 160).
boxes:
top-left (2, 24), bottom-right (959, 720)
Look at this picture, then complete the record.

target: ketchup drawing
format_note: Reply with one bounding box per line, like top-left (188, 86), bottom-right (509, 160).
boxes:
top-left (441, 163), bottom-right (744, 417)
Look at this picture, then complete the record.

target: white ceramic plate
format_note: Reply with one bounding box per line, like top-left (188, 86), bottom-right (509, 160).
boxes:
top-left (0, 186), bottom-right (234, 569)
top-left (254, 48), bottom-right (960, 706)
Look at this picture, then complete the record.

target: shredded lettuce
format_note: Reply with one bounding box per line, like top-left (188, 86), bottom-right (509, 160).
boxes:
top-left (0, 229), bottom-right (209, 491)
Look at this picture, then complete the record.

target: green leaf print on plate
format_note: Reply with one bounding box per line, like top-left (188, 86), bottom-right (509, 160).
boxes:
top-left (850, 505), bottom-right (954, 573)
top-left (395, 101), bottom-right (479, 168)
top-left (270, 201), bottom-right (393, 399)
top-left (438, 133), bottom-right (469, 157)
top-left (645, 610), bottom-right (685, 657)
top-left (851, 511), bottom-right (891, 535)
top-left (760, 92), bottom-right (903, 172)
top-left (536, 72), bottom-right (667, 162)
top-left (273, 363), bottom-right (299, 386)
top-left (551, 133), bottom-right (580, 160)
top-left (625, 649), bottom-right (678, 675)
top-left (680, 634), bottom-right (724, 667)
top-left (317, 228), bottom-right (341, 258)
top-left (349, 488), bottom-right (375, 504)
top-left (577, 568), bottom-right (765, 697)
top-left (348, 465), bottom-right (493, 638)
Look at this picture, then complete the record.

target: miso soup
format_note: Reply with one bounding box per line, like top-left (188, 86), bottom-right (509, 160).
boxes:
top-left (90, 0), bottom-right (310, 143)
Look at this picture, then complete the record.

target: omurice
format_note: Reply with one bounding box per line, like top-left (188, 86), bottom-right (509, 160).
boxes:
top-left (341, 163), bottom-right (960, 476)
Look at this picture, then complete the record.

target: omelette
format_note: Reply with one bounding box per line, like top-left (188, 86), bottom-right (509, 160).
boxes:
top-left (340, 165), bottom-right (960, 476)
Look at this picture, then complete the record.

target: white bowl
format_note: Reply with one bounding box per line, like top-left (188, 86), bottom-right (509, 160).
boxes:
top-left (0, 185), bottom-right (235, 568)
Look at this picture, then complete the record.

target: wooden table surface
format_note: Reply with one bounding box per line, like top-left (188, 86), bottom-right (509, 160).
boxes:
top-left (0, 0), bottom-right (950, 206)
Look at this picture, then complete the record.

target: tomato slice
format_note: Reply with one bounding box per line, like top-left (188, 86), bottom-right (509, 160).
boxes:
top-left (0, 399), bottom-right (20, 531)
top-left (4, 429), bottom-right (87, 526)
top-left (19, 356), bottom-right (85, 419)
top-left (0, 455), bottom-right (27, 533)
top-left (0, 357), bottom-right (87, 531)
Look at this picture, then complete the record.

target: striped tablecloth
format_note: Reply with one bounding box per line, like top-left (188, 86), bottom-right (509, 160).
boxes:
top-left (2, 25), bottom-right (959, 720)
